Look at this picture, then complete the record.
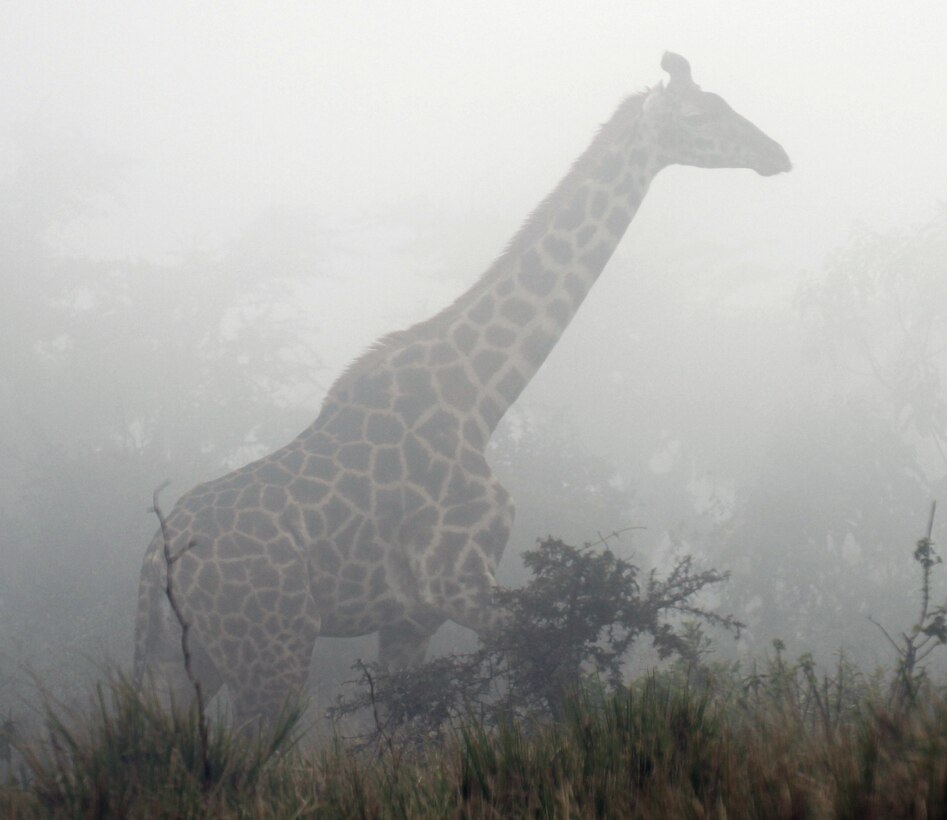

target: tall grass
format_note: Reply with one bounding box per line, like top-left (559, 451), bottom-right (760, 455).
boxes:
top-left (5, 666), bottom-right (947, 818)
top-left (0, 671), bottom-right (302, 817)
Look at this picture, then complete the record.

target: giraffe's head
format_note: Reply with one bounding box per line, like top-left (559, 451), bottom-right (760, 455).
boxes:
top-left (643, 52), bottom-right (791, 177)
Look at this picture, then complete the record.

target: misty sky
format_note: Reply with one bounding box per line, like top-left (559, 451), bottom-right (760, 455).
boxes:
top-left (3, 2), bottom-right (946, 373)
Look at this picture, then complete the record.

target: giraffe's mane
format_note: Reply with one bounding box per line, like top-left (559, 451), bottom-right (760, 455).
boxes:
top-left (331, 88), bottom-right (651, 391)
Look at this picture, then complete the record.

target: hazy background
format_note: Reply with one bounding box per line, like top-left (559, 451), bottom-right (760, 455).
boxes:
top-left (2, 2), bottom-right (947, 714)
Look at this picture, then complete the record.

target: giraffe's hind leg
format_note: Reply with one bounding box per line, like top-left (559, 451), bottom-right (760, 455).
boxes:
top-left (185, 547), bottom-right (323, 730)
top-left (140, 600), bottom-right (225, 712)
top-left (220, 611), bottom-right (322, 731)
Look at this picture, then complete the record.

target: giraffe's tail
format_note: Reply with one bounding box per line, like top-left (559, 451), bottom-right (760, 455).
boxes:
top-left (132, 531), bottom-right (170, 685)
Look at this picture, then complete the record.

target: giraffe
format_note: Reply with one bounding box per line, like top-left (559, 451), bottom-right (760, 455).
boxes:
top-left (134, 52), bottom-right (790, 725)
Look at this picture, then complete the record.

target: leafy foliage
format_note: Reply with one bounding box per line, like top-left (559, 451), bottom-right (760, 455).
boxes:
top-left (332, 535), bottom-right (741, 741)
top-left (797, 206), bottom-right (947, 464)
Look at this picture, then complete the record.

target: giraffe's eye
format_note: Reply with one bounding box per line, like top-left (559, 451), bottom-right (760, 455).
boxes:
top-left (679, 100), bottom-right (714, 122)
top-left (683, 109), bottom-right (713, 123)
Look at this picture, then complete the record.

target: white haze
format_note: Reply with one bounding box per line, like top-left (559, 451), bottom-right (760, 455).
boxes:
top-left (3, 2), bottom-right (947, 696)
top-left (4, 3), bottom-right (946, 332)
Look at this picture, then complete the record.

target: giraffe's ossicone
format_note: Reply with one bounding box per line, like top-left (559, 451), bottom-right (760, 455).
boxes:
top-left (133, 53), bottom-right (790, 725)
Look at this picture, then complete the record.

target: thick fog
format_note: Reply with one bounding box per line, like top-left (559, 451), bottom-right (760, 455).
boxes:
top-left (2, 2), bottom-right (947, 710)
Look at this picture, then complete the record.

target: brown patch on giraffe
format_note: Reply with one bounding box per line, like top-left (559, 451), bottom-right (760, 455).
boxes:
top-left (474, 515), bottom-right (512, 562)
top-left (576, 224), bottom-right (597, 247)
top-left (521, 328), bottom-right (556, 367)
top-left (353, 518), bottom-right (379, 555)
top-left (301, 508), bottom-right (325, 538)
top-left (564, 272), bottom-right (588, 301)
top-left (323, 494), bottom-right (356, 535)
top-left (594, 151), bottom-right (622, 182)
top-left (189, 586), bottom-right (214, 611)
top-left (339, 581), bottom-right (362, 601)
top-left (281, 447), bottom-right (305, 473)
top-left (214, 507), bottom-right (237, 530)
top-left (335, 516), bottom-right (362, 554)
top-left (427, 530), bottom-right (467, 574)
top-left (460, 448), bottom-right (491, 478)
top-left (499, 297), bottom-right (536, 326)
top-left (484, 323), bottom-right (516, 348)
top-left (288, 476), bottom-right (331, 505)
top-left (391, 344), bottom-right (425, 367)
top-left (325, 407), bottom-right (366, 443)
top-left (468, 294), bottom-right (494, 325)
top-left (606, 206), bottom-right (630, 236)
top-left (352, 370), bottom-right (394, 409)
top-left (460, 550), bottom-right (485, 576)
top-left (262, 485), bottom-right (288, 513)
top-left (197, 562), bottom-right (221, 595)
top-left (590, 189), bottom-right (609, 219)
top-left (266, 537), bottom-right (297, 567)
top-left (518, 249), bottom-right (557, 297)
top-left (495, 367), bottom-right (526, 404)
top-left (304, 454), bottom-right (339, 480)
top-left (395, 367), bottom-right (436, 403)
top-left (257, 461), bottom-right (293, 484)
top-left (495, 279), bottom-right (514, 297)
top-left (444, 501), bottom-right (491, 527)
top-left (404, 434), bottom-right (450, 500)
top-left (435, 365), bottom-right (477, 412)
top-left (546, 298), bottom-right (572, 326)
top-left (472, 349), bottom-right (505, 383)
top-left (579, 241), bottom-right (614, 273)
top-left (235, 483), bottom-right (261, 509)
top-left (428, 341), bottom-right (459, 365)
top-left (445, 465), bottom-right (487, 506)
top-left (338, 442), bottom-right (372, 471)
top-left (213, 488), bottom-right (240, 508)
top-left (372, 447), bottom-right (403, 484)
top-left (400, 503), bottom-right (439, 548)
top-left (462, 420), bottom-right (486, 449)
top-left (366, 412), bottom-right (405, 445)
top-left (302, 431), bottom-right (336, 456)
top-left (244, 594), bottom-right (265, 622)
top-left (452, 323), bottom-right (478, 354)
top-left (369, 565), bottom-right (386, 598)
top-left (282, 566), bottom-right (307, 592)
top-left (477, 395), bottom-right (502, 429)
top-left (237, 510), bottom-right (279, 541)
top-left (223, 614), bottom-right (247, 638)
top-left (542, 234), bottom-right (573, 265)
top-left (416, 409), bottom-right (460, 459)
top-left (341, 562), bottom-right (367, 582)
top-left (393, 392), bottom-right (431, 427)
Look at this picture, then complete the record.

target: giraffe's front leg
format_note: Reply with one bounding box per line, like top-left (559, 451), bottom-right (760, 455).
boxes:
top-left (377, 619), bottom-right (439, 669)
top-left (409, 475), bottom-right (515, 641)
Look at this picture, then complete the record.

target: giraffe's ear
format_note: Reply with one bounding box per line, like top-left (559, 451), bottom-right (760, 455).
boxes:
top-left (661, 52), bottom-right (694, 88)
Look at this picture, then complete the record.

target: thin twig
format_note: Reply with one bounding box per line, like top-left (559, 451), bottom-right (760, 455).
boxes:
top-left (152, 483), bottom-right (211, 785)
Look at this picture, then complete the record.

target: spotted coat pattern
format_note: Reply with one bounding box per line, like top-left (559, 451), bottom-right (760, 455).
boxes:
top-left (133, 53), bottom-right (790, 724)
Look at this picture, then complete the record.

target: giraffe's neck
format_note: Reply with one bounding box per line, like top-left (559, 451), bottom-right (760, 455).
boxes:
top-left (331, 93), bottom-right (661, 446)
top-left (434, 93), bottom-right (660, 437)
